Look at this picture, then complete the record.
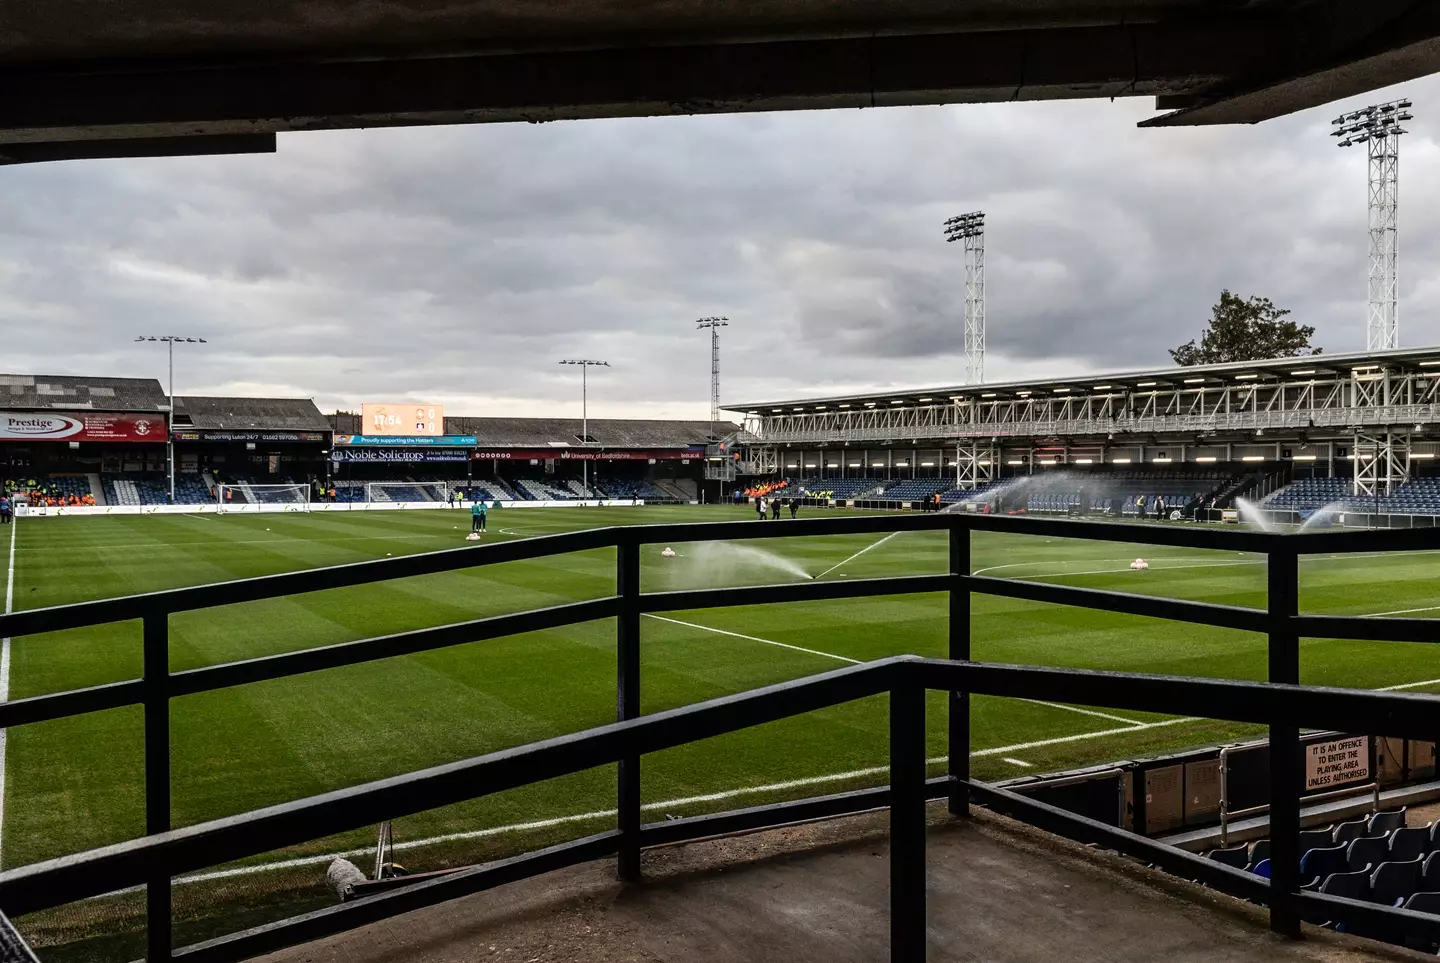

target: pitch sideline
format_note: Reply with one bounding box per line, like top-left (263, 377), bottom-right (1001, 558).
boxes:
top-left (0, 516), bottom-right (15, 866)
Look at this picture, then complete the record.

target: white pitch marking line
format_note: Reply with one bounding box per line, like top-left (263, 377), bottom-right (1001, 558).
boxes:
top-left (814, 531), bottom-right (904, 581)
top-left (1365, 604), bottom-right (1440, 618)
top-left (643, 614), bottom-right (863, 665)
top-left (0, 515), bottom-right (15, 866)
top-left (1003, 758), bottom-right (1034, 768)
top-left (1016, 698), bottom-right (1145, 727)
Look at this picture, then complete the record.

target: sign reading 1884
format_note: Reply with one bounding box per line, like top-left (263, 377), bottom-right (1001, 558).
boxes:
top-left (1304, 736), bottom-right (1370, 792)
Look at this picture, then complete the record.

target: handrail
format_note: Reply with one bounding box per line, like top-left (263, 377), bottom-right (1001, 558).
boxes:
top-left (7, 659), bottom-right (1440, 957)
top-left (2, 511), bottom-right (1440, 961)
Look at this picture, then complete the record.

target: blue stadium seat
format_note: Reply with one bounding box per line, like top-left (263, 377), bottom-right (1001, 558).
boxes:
top-left (1371, 857), bottom-right (1425, 907)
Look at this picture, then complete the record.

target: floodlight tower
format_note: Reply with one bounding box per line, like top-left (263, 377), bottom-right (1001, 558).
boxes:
top-left (695, 317), bottom-right (729, 425)
top-left (943, 212), bottom-right (986, 384)
top-left (135, 335), bottom-right (207, 504)
top-left (558, 359), bottom-right (609, 497)
top-left (1333, 99), bottom-right (1413, 351)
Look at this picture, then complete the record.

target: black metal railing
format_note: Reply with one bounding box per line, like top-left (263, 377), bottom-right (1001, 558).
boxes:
top-left (0, 513), bottom-right (1439, 962)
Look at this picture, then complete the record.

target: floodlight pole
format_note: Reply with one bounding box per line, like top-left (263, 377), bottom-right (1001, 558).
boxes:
top-left (943, 212), bottom-right (986, 384)
top-left (695, 317), bottom-right (729, 426)
top-left (1333, 99), bottom-right (1413, 351)
top-left (559, 360), bottom-right (610, 498)
top-left (136, 335), bottom-right (207, 504)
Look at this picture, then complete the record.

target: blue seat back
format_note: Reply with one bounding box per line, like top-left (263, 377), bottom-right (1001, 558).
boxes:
top-left (1348, 835), bottom-right (1390, 873)
top-left (1371, 857), bottom-right (1425, 907)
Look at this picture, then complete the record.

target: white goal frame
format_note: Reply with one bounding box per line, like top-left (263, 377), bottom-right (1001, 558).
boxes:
top-left (364, 481), bottom-right (451, 504)
top-left (216, 483), bottom-right (312, 513)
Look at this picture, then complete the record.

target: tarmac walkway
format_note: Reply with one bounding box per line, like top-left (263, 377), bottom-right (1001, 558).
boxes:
top-left (261, 807), bottom-right (1427, 963)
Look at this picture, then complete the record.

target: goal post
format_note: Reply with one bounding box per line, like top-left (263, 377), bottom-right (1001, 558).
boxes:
top-left (364, 481), bottom-right (450, 504)
top-left (216, 483), bottom-right (312, 513)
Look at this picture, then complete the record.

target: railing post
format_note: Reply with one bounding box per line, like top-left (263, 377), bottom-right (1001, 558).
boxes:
top-left (948, 522), bottom-right (970, 817)
top-left (616, 536), bottom-right (642, 882)
top-left (1267, 545), bottom-right (1301, 938)
top-left (890, 674), bottom-right (926, 963)
top-left (142, 610), bottom-right (172, 962)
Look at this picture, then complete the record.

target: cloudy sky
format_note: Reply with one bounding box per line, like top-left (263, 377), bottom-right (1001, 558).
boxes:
top-left (3, 75), bottom-right (1439, 420)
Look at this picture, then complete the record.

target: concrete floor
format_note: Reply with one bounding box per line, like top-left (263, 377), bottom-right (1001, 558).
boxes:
top-left (260, 808), bottom-right (1428, 963)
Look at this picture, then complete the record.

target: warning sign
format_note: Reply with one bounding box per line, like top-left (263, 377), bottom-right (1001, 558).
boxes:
top-left (1305, 736), bottom-right (1370, 792)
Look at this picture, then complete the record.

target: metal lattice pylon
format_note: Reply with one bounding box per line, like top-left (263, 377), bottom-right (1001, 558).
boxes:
top-left (943, 212), bottom-right (986, 385)
top-left (1367, 133), bottom-right (1400, 350)
top-left (696, 317), bottom-right (729, 425)
top-left (1334, 99), bottom-right (1413, 352)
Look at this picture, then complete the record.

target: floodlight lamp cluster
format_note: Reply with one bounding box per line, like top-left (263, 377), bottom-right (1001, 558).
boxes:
top-left (1332, 99), bottom-right (1414, 147)
top-left (695, 317), bottom-right (729, 328)
top-left (135, 336), bottom-right (207, 343)
top-left (943, 211), bottom-right (985, 241)
top-left (558, 359), bottom-right (610, 367)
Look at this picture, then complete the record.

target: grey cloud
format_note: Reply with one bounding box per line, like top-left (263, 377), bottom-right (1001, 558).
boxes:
top-left (0, 79), bottom-right (1436, 416)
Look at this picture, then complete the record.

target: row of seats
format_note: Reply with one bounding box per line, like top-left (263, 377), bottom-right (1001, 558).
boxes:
top-left (1204, 808), bottom-right (1440, 943)
top-left (1267, 476), bottom-right (1440, 514)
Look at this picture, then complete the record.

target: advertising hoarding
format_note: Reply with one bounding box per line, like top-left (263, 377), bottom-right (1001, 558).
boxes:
top-left (360, 403), bottom-right (444, 436)
top-left (333, 435), bottom-right (477, 447)
top-left (0, 411), bottom-right (164, 443)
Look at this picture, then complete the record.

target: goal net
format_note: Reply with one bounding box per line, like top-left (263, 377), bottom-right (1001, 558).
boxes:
top-left (364, 481), bottom-right (450, 504)
top-left (216, 483), bottom-right (312, 513)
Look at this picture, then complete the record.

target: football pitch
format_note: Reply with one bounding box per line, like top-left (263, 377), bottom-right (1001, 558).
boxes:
top-left (6, 504), bottom-right (1440, 953)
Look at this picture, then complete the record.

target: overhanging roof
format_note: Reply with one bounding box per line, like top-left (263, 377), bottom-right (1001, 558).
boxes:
top-left (174, 396), bottom-right (331, 432)
top-left (725, 346), bottom-right (1440, 414)
top-left (0, 374), bottom-right (168, 412)
top-left (4, 0), bottom-right (1439, 162)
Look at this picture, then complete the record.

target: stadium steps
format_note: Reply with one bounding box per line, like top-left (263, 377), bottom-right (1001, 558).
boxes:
top-left (654, 479), bottom-right (691, 502)
top-left (86, 472), bottom-right (105, 505)
top-left (253, 808), bottom-right (1381, 963)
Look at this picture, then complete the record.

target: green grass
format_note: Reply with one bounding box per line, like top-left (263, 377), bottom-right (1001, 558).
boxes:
top-left (6, 504), bottom-right (1440, 956)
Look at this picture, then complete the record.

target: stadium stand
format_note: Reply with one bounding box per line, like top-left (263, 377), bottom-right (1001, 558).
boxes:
top-left (1263, 476), bottom-right (1440, 515)
top-left (1200, 807), bottom-right (1440, 945)
top-left (595, 475), bottom-right (670, 501)
top-left (103, 473), bottom-right (169, 506)
top-left (791, 477), bottom-right (882, 499)
top-left (875, 478), bottom-right (953, 502)
top-left (446, 417), bottom-right (723, 448)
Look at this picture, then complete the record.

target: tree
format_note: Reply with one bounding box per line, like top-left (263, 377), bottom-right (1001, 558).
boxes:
top-left (1169, 291), bottom-right (1320, 366)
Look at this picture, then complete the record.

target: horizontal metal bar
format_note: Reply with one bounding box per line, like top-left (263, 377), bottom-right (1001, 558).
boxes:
top-left (169, 597), bottom-right (619, 698)
top-left (626, 512), bottom-right (954, 545)
top-left (965, 778), bottom-right (1272, 902)
top-left (0, 658), bottom-right (904, 915)
top-left (960, 513), bottom-right (1280, 553)
top-left (1298, 890), bottom-right (1440, 944)
top-left (967, 575), bottom-right (1263, 632)
top-left (1291, 526), bottom-right (1440, 555)
top-left (172, 831), bottom-right (621, 963)
top-left (0, 678), bottom-right (144, 729)
top-left (919, 660), bottom-right (1440, 739)
top-left (639, 776), bottom-right (950, 848)
top-left (642, 574), bottom-right (949, 613)
top-left (1294, 613), bottom-right (1440, 644)
top-left (0, 526), bottom-right (618, 638)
